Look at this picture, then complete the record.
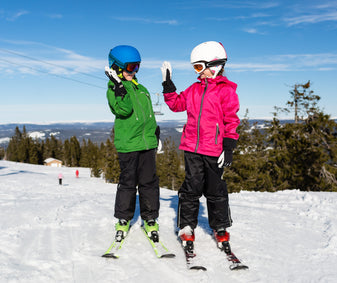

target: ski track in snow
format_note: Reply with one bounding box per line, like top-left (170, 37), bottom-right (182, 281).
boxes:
top-left (0, 160), bottom-right (337, 283)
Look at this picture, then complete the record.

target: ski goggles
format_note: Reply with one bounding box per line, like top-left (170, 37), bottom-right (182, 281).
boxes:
top-left (124, 62), bottom-right (140, 74)
top-left (192, 62), bottom-right (208, 73)
top-left (192, 59), bottom-right (227, 73)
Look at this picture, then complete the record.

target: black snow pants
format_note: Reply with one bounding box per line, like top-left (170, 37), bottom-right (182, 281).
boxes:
top-left (114, 149), bottom-right (159, 221)
top-left (178, 151), bottom-right (232, 231)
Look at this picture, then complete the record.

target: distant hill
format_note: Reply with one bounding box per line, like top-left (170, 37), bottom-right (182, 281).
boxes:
top-left (0, 121), bottom-right (186, 148)
top-left (3, 118), bottom-right (334, 149)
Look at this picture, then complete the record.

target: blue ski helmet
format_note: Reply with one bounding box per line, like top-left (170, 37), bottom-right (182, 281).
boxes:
top-left (108, 45), bottom-right (141, 69)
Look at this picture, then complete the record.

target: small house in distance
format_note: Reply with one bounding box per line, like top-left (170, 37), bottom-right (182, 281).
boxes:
top-left (44, 158), bottom-right (62, 167)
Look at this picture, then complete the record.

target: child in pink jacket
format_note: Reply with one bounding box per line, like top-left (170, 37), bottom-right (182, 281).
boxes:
top-left (161, 41), bottom-right (240, 251)
top-left (58, 173), bottom-right (63, 185)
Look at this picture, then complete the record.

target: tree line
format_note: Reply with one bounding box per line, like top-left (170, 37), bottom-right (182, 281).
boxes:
top-left (1, 81), bottom-right (337, 192)
top-left (225, 81), bottom-right (337, 192)
top-left (2, 126), bottom-right (185, 189)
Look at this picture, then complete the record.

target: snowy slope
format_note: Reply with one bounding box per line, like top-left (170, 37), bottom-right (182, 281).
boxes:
top-left (1, 160), bottom-right (337, 283)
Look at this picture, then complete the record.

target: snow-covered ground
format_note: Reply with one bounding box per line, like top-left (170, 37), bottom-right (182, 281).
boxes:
top-left (1, 160), bottom-right (336, 283)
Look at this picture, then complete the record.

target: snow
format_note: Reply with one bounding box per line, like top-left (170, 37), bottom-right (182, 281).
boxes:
top-left (49, 132), bottom-right (60, 137)
top-left (0, 137), bottom-right (10, 144)
top-left (1, 160), bottom-right (337, 283)
top-left (28, 131), bottom-right (45, 140)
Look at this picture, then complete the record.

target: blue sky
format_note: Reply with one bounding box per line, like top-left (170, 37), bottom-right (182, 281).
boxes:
top-left (1, 0), bottom-right (337, 124)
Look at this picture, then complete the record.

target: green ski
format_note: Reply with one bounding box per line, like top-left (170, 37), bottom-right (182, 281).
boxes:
top-left (142, 227), bottom-right (176, 258)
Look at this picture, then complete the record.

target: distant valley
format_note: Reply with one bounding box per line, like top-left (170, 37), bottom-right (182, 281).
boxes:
top-left (0, 119), bottom-right (304, 149)
top-left (0, 121), bottom-right (187, 148)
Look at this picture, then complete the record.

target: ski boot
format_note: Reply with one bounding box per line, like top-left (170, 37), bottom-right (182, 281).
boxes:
top-left (144, 219), bottom-right (159, 242)
top-left (179, 226), bottom-right (195, 253)
top-left (214, 228), bottom-right (231, 254)
top-left (115, 219), bottom-right (130, 242)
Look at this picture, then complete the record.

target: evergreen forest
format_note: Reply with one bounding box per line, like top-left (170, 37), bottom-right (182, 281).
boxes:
top-left (1, 81), bottom-right (337, 192)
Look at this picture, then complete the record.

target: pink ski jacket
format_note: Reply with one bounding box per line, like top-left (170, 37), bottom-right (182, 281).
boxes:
top-left (164, 76), bottom-right (240, 157)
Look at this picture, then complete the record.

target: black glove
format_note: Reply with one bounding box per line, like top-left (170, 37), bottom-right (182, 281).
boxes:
top-left (155, 126), bottom-right (160, 145)
top-left (105, 66), bottom-right (127, 98)
top-left (223, 150), bottom-right (233, 167)
top-left (161, 61), bottom-right (176, 93)
top-left (217, 138), bottom-right (237, 168)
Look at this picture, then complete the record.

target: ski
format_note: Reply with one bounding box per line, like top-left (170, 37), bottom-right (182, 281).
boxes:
top-left (142, 227), bottom-right (176, 258)
top-left (101, 237), bottom-right (126, 258)
top-left (224, 249), bottom-right (249, 271)
top-left (215, 231), bottom-right (248, 270)
top-left (181, 240), bottom-right (207, 271)
top-left (214, 229), bottom-right (248, 270)
top-left (102, 222), bottom-right (131, 258)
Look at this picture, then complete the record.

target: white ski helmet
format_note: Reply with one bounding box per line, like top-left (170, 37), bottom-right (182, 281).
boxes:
top-left (190, 41), bottom-right (227, 78)
top-left (190, 41), bottom-right (227, 64)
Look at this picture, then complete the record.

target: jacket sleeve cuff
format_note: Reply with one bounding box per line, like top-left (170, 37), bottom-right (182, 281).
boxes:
top-left (223, 138), bottom-right (237, 150)
top-left (162, 79), bottom-right (177, 93)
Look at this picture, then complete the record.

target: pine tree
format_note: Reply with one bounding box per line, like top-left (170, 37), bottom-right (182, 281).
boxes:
top-left (87, 140), bottom-right (101, 177)
top-left (103, 131), bottom-right (120, 183)
top-left (79, 139), bottom-right (89, 167)
top-left (225, 110), bottom-right (272, 192)
top-left (156, 138), bottom-right (184, 190)
top-left (29, 140), bottom-right (40, 164)
top-left (63, 139), bottom-right (71, 166)
top-left (43, 138), bottom-right (52, 161)
top-left (6, 126), bottom-right (21, 162)
top-left (267, 82), bottom-right (337, 191)
top-left (274, 80), bottom-right (320, 123)
top-left (0, 147), bottom-right (5, 160)
top-left (6, 126), bottom-right (44, 164)
top-left (50, 135), bottom-right (63, 161)
top-left (18, 126), bottom-right (30, 163)
top-left (69, 136), bottom-right (81, 167)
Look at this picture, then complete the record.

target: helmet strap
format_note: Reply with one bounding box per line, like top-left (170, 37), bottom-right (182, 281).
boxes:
top-left (113, 64), bottom-right (139, 85)
top-left (209, 65), bottom-right (223, 78)
top-left (117, 69), bottom-right (124, 79)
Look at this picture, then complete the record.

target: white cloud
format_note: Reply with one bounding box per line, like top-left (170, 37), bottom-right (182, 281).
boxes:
top-left (113, 17), bottom-right (178, 25)
top-left (1, 39), bottom-right (336, 76)
top-left (285, 11), bottom-right (337, 26)
top-left (283, 1), bottom-right (337, 26)
top-left (242, 27), bottom-right (261, 34)
top-left (0, 41), bottom-right (105, 77)
top-left (271, 53), bottom-right (337, 67)
top-left (48, 14), bottom-right (63, 19)
top-left (210, 1), bottom-right (280, 9)
top-left (235, 13), bottom-right (272, 20)
top-left (230, 62), bottom-right (289, 72)
top-left (159, 53), bottom-right (337, 73)
top-left (211, 2), bottom-right (337, 30)
top-left (6, 10), bottom-right (29, 21)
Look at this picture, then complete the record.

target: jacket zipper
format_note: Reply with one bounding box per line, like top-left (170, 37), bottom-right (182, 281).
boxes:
top-left (145, 92), bottom-right (153, 118)
top-left (215, 123), bottom-right (219, 144)
top-left (133, 85), bottom-right (149, 149)
top-left (131, 85), bottom-right (139, 121)
top-left (195, 80), bottom-right (208, 153)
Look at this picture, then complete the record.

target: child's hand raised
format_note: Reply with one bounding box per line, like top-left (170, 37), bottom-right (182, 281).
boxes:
top-left (161, 61), bottom-right (176, 94)
top-left (161, 61), bottom-right (172, 82)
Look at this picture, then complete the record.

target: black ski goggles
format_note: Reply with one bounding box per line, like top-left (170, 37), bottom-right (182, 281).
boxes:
top-left (124, 62), bottom-right (140, 74)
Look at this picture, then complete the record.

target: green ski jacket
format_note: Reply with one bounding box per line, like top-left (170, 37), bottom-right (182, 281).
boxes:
top-left (107, 79), bottom-right (158, 153)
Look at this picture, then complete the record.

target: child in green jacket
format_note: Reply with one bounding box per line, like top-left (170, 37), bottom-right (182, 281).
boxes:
top-left (105, 45), bottom-right (160, 242)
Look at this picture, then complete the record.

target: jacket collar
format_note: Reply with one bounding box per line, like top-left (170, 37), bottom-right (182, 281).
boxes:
top-left (198, 75), bottom-right (228, 84)
top-left (198, 75), bottom-right (237, 90)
